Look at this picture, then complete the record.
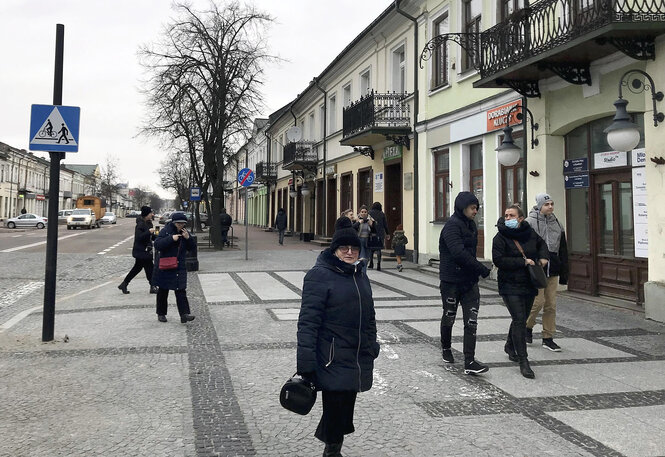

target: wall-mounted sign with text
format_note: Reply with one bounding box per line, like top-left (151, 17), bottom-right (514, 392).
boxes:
top-left (486, 100), bottom-right (521, 132)
top-left (383, 145), bottom-right (402, 162)
top-left (564, 174), bottom-right (589, 189)
top-left (563, 158), bottom-right (588, 174)
top-left (594, 150), bottom-right (627, 169)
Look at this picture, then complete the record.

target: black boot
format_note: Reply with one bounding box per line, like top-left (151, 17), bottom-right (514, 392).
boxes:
top-left (367, 260), bottom-right (373, 269)
top-left (519, 358), bottom-right (535, 379)
top-left (322, 442), bottom-right (343, 457)
top-left (504, 343), bottom-right (518, 362)
top-left (118, 282), bottom-right (129, 294)
top-left (376, 261), bottom-right (381, 271)
top-left (150, 285), bottom-right (158, 294)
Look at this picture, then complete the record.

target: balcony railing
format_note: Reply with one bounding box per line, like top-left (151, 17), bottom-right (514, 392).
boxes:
top-left (283, 141), bottom-right (318, 171)
top-left (480, 0), bottom-right (665, 79)
top-left (255, 161), bottom-right (277, 182)
top-left (342, 91), bottom-right (411, 139)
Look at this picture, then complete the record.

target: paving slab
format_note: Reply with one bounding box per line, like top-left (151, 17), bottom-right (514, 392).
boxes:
top-left (238, 272), bottom-right (301, 300)
top-left (199, 272), bottom-right (249, 302)
top-left (549, 405), bottom-right (665, 457)
top-left (407, 318), bottom-right (514, 338)
top-left (366, 270), bottom-right (440, 296)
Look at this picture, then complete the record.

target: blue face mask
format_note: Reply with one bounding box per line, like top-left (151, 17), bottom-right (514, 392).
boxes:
top-left (505, 218), bottom-right (519, 229)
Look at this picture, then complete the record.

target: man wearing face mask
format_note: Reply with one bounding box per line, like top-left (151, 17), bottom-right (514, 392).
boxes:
top-left (438, 191), bottom-right (492, 375)
top-left (526, 193), bottom-right (569, 352)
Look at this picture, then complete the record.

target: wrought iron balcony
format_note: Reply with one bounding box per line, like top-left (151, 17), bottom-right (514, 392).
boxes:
top-left (282, 141), bottom-right (318, 172)
top-left (469, 0), bottom-right (665, 96)
top-left (341, 91), bottom-right (411, 147)
top-left (255, 161), bottom-right (277, 182)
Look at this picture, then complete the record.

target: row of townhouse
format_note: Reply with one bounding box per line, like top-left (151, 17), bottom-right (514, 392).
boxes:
top-left (228, 0), bottom-right (665, 321)
top-left (0, 141), bottom-right (133, 219)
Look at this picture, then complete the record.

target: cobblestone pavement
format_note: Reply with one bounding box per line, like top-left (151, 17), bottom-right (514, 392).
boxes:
top-left (1, 226), bottom-right (664, 456)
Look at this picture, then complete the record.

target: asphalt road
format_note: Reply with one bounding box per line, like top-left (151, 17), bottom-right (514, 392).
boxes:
top-left (0, 216), bottom-right (138, 254)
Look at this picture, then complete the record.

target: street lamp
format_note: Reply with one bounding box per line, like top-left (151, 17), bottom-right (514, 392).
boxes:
top-left (289, 185), bottom-right (297, 198)
top-left (495, 105), bottom-right (539, 166)
top-left (605, 69), bottom-right (663, 152)
top-left (300, 182), bottom-right (310, 196)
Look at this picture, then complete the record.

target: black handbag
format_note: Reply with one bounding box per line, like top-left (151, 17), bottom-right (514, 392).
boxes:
top-left (513, 240), bottom-right (548, 289)
top-left (279, 374), bottom-right (317, 415)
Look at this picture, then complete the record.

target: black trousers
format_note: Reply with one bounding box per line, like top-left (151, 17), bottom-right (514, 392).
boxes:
top-left (124, 258), bottom-right (153, 286)
top-left (502, 294), bottom-right (536, 359)
top-left (440, 282), bottom-right (480, 363)
top-left (314, 391), bottom-right (357, 444)
top-left (368, 237), bottom-right (383, 266)
top-left (156, 288), bottom-right (191, 316)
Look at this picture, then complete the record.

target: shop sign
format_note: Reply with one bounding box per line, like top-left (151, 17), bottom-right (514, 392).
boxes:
top-left (374, 172), bottom-right (384, 192)
top-left (383, 145), bottom-right (402, 162)
top-left (564, 174), bottom-right (589, 189)
top-left (36, 194), bottom-right (45, 201)
top-left (594, 150), bottom-right (627, 169)
top-left (486, 100), bottom-right (521, 132)
top-left (563, 158), bottom-right (588, 174)
top-left (632, 148), bottom-right (646, 167)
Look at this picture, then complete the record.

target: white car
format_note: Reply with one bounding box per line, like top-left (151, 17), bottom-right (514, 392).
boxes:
top-left (67, 208), bottom-right (97, 229)
top-left (5, 213), bottom-right (48, 229)
top-left (101, 212), bottom-right (117, 224)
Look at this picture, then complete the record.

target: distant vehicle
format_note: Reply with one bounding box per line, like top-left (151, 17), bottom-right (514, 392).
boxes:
top-left (197, 213), bottom-right (209, 229)
top-left (58, 209), bottom-right (73, 224)
top-left (100, 212), bottom-right (117, 224)
top-left (5, 213), bottom-right (48, 229)
top-left (158, 212), bottom-right (172, 225)
top-left (126, 210), bottom-right (140, 218)
top-left (72, 196), bottom-right (105, 228)
top-left (67, 208), bottom-right (97, 230)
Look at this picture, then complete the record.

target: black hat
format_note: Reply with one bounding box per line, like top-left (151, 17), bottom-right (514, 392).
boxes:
top-left (329, 217), bottom-right (361, 252)
top-left (141, 206), bottom-right (153, 217)
top-left (170, 212), bottom-right (187, 222)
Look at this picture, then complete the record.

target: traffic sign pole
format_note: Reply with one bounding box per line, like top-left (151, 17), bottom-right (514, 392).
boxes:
top-left (237, 169), bottom-right (254, 261)
top-left (42, 24), bottom-right (65, 342)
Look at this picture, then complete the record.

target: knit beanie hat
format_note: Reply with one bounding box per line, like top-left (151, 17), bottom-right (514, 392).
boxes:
top-left (535, 193), bottom-right (553, 211)
top-left (170, 212), bottom-right (187, 222)
top-left (329, 216), bottom-right (361, 252)
top-left (141, 206), bottom-right (153, 217)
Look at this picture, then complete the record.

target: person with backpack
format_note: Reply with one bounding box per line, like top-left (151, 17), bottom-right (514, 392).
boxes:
top-left (391, 224), bottom-right (408, 272)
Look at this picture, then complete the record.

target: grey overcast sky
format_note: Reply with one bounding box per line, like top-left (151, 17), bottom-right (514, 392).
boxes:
top-left (0, 0), bottom-right (391, 197)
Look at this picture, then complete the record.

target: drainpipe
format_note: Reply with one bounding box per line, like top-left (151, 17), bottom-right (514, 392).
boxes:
top-left (313, 77), bottom-right (328, 236)
top-left (395, 0), bottom-right (420, 264)
top-left (265, 130), bottom-right (272, 228)
top-left (522, 96), bottom-right (529, 211)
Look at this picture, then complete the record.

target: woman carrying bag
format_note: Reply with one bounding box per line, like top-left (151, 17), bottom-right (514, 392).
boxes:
top-left (491, 205), bottom-right (548, 379)
top-left (297, 216), bottom-right (380, 457)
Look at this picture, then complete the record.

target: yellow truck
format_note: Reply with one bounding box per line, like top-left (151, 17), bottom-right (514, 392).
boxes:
top-left (67, 196), bottom-right (106, 230)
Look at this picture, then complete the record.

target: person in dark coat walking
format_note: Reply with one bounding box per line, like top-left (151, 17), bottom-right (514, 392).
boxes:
top-left (274, 208), bottom-right (287, 245)
top-left (118, 206), bottom-right (157, 294)
top-left (439, 191), bottom-right (492, 375)
top-left (297, 216), bottom-right (380, 457)
top-left (153, 212), bottom-right (196, 323)
top-left (219, 208), bottom-right (233, 247)
top-left (367, 202), bottom-right (389, 270)
top-left (492, 204), bottom-right (549, 379)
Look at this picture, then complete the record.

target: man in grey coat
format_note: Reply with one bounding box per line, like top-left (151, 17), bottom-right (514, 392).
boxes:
top-left (526, 193), bottom-right (569, 352)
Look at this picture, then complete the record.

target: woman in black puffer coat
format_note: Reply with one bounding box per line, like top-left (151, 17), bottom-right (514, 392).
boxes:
top-left (297, 217), bottom-right (380, 457)
top-left (153, 212), bottom-right (196, 324)
top-left (492, 204), bottom-right (548, 379)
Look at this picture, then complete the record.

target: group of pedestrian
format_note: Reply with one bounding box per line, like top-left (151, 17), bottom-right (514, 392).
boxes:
top-left (118, 206), bottom-right (196, 324)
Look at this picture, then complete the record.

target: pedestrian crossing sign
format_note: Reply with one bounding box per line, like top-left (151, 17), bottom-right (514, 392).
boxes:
top-left (29, 104), bottom-right (80, 152)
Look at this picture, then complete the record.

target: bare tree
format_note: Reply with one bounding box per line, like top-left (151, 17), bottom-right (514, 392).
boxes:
top-left (100, 155), bottom-right (122, 211)
top-left (131, 186), bottom-right (153, 208)
top-left (158, 151), bottom-right (190, 208)
top-left (140, 0), bottom-right (275, 248)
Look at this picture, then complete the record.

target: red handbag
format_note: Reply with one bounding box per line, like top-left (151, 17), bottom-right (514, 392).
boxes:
top-left (159, 256), bottom-right (178, 270)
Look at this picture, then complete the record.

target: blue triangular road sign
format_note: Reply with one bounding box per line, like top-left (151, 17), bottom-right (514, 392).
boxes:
top-left (29, 104), bottom-right (80, 152)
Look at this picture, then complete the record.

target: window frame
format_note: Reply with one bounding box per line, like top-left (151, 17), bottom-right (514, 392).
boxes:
top-left (432, 12), bottom-right (449, 89)
top-left (434, 149), bottom-right (451, 221)
top-left (462, 0), bottom-right (481, 73)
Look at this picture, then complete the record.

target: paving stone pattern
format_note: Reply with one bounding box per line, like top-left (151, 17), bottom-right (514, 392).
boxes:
top-left (1, 240), bottom-right (665, 456)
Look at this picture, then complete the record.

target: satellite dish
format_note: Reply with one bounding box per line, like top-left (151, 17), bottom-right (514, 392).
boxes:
top-left (286, 126), bottom-right (302, 143)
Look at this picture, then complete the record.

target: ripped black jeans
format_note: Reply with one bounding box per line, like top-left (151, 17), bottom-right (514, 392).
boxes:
top-left (440, 282), bottom-right (480, 364)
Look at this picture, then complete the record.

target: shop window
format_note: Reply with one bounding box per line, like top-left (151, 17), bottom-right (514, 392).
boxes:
top-left (469, 143), bottom-right (483, 230)
top-left (434, 149), bottom-right (450, 220)
top-left (340, 173), bottom-right (353, 212)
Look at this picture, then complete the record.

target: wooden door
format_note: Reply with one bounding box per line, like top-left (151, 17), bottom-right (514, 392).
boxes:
top-left (326, 176), bottom-right (337, 236)
top-left (316, 180), bottom-right (324, 235)
top-left (357, 168), bottom-right (373, 209)
top-left (384, 162), bottom-right (402, 243)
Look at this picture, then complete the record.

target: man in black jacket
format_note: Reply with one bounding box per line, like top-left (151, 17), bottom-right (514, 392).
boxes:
top-left (219, 208), bottom-right (233, 247)
top-left (118, 206), bottom-right (157, 294)
top-left (439, 192), bottom-right (492, 375)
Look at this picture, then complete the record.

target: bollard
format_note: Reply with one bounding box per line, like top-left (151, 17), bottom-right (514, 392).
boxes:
top-left (185, 234), bottom-right (199, 271)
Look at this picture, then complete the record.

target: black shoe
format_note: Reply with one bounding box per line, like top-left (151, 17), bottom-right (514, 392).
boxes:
top-left (323, 442), bottom-right (343, 457)
top-left (118, 282), bottom-right (129, 294)
top-left (180, 314), bottom-right (195, 323)
top-left (526, 327), bottom-right (533, 344)
top-left (504, 344), bottom-right (519, 362)
top-left (519, 358), bottom-right (535, 379)
top-left (542, 338), bottom-right (561, 352)
top-left (150, 285), bottom-right (158, 294)
top-left (376, 264), bottom-right (381, 271)
top-left (464, 360), bottom-right (489, 375)
top-left (441, 348), bottom-right (454, 363)
top-left (367, 263), bottom-right (373, 269)
top-left (157, 315), bottom-right (167, 323)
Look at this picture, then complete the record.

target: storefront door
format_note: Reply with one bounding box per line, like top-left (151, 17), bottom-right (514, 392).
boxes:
top-left (384, 161), bottom-right (402, 240)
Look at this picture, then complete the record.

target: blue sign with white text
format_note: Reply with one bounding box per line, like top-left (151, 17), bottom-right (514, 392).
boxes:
top-left (29, 104), bottom-right (80, 152)
top-left (564, 173), bottom-right (590, 189)
top-left (237, 168), bottom-right (255, 187)
top-left (190, 187), bottom-right (201, 201)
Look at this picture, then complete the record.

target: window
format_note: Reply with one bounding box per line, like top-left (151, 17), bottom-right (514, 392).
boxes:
top-left (329, 95), bottom-right (337, 132)
top-left (462, 0), bottom-right (481, 72)
top-left (434, 149), bottom-right (451, 220)
top-left (320, 104), bottom-right (326, 139)
top-left (468, 143), bottom-right (484, 256)
top-left (343, 84), bottom-right (352, 108)
top-left (309, 112), bottom-right (315, 141)
top-left (432, 13), bottom-right (449, 89)
top-left (392, 45), bottom-right (406, 93)
top-left (360, 69), bottom-right (371, 95)
top-left (499, 0), bottom-right (524, 21)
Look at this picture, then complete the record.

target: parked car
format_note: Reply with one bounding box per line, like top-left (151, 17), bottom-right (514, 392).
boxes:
top-left (126, 210), bottom-right (140, 218)
top-left (58, 209), bottom-right (73, 225)
top-left (100, 212), bottom-right (117, 224)
top-left (158, 212), bottom-right (172, 225)
top-left (5, 213), bottom-right (48, 229)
